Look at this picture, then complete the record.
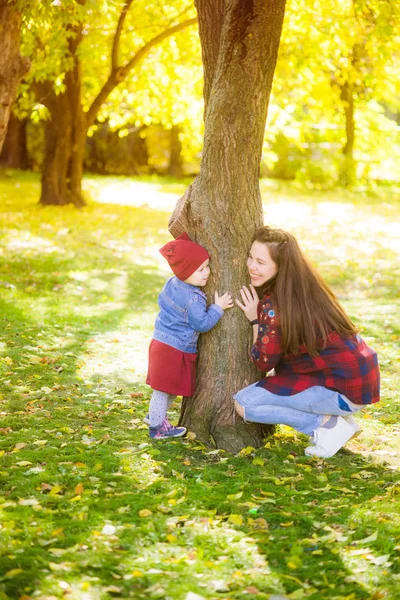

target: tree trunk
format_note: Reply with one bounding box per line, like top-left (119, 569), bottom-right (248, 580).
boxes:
top-left (167, 125), bottom-right (184, 177)
top-left (339, 80), bottom-right (356, 187)
top-left (0, 112), bottom-right (29, 169)
top-left (38, 28), bottom-right (87, 207)
top-left (40, 88), bottom-right (76, 206)
top-left (169, 0), bottom-right (287, 452)
top-left (0, 1), bottom-right (31, 154)
top-left (37, 10), bottom-right (196, 206)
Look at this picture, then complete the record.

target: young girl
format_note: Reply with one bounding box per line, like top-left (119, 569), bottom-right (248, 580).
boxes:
top-left (146, 232), bottom-right (233, 439)
top-left (234, 226), bottom-right (380, 458)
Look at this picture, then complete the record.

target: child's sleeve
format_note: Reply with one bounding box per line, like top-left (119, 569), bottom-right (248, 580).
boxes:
top-left (187, 297), bottom-right (224, 333)
top-left (251, 300), bottom-right (283, 372)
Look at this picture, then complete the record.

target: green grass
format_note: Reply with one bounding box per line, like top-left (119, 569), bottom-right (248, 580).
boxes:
top-left (0, 169), bottom-right (399, 600)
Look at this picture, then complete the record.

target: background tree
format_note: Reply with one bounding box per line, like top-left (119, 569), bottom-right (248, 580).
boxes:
top-left (169, 0), bottom-right (287, 452)
top-left (0, 0), bottom-right (30, 153)
top-left (22, 0), bottom-right (196, 206)
top-left (265, 0), bottom-right (400, 186)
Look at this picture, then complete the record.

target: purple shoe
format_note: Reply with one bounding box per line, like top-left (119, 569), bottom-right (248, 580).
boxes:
top-left (149, 418), bottom-right (186, 440)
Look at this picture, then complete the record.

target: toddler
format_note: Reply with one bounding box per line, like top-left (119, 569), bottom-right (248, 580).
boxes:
top-left (146, 232), bottom-right (233, 439)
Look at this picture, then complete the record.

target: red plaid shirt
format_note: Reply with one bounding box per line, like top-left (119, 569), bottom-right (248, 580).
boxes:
top-left (251, 296), bottom-right (380, 405)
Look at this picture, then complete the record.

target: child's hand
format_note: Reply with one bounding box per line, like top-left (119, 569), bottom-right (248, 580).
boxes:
top-left (214, 291), bottom-right (234, 310)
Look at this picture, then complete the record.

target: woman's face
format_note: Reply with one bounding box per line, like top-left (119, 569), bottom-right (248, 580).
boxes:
top-left (247, 241), bottom-right (278, 287)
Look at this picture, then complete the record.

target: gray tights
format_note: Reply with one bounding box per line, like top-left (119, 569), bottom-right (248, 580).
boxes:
top-left (149, 390), bottom-right (176, 427)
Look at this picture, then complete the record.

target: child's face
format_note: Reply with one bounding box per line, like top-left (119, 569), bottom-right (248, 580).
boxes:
top-left (184, 258), bottom-right (210, 287)
top-left (247, 241), bottom-right (278, 287)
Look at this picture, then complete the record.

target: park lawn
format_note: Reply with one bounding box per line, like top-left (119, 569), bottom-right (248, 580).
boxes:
top-left (0, 169), bottom-right (399, 600)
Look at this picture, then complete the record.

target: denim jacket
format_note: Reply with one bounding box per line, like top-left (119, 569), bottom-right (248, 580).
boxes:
top-left (152, 276), bottom-right (224, 353)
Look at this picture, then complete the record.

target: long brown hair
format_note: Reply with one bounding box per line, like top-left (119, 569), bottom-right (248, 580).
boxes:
top-left (253, 226), bottom-right (357, 356)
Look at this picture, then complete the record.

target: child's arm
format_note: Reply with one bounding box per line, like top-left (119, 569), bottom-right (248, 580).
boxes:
top-left (187, 292), bottom-right (233, 333)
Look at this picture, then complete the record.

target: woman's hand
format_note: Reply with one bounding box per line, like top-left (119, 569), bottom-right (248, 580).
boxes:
top-left (235, 284), bottom-right (259, 322)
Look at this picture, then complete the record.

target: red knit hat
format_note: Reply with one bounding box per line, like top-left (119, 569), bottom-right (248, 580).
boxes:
top-left (159, 233), bottom-right (210, 281)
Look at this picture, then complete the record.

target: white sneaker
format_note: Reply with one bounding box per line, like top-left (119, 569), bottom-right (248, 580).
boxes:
top-left (345, 415), bottom-right (362, 439)
top-left (305, 416), bottom-right (357, 458)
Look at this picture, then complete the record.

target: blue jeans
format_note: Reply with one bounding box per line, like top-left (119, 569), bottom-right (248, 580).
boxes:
top-left (233, 384), bottom-right (361, 435)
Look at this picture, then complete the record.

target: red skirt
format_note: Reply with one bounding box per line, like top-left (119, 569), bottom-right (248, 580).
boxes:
top-left (146, 339), bottom-right (197, 396)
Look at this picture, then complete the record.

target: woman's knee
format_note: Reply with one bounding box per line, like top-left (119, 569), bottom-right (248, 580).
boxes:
top-left (234, 400), bottom-right (245, 418)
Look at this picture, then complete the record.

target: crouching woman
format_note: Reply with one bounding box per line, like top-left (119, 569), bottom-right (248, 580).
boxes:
top-left (234, 226), bottom-right (380, 458)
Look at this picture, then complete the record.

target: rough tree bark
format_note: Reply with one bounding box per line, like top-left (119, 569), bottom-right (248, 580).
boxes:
top-left (0, 0), bottom-right (31, 154)
top-left (169, 0), bottom-right (287, 452)
top-left (0, 113), bottom-right (29, 169)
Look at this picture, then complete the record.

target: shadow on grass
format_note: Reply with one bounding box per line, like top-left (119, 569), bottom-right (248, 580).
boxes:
top-left (1, 423), bottom-right (399, 599)
top-left (1, 172), bottom-right (399, 599)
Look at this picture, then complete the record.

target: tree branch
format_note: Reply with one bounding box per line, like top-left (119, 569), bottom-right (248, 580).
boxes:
top-left (112, 0), bottom-right (135, 70)
top-left (86, 17), bottom-right (197, 127)
top-left (124, 17), bottom-right (198, 73)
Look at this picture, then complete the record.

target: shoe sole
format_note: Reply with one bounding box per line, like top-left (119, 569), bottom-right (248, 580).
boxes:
top-left (305, 417), bottom-right (359, 458)
top-left (150, 431), bottom-right (186, 440)
top-left (350, 428), bottom-right (362, 440)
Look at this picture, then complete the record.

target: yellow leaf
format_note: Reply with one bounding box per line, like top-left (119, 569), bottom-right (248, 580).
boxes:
top-left (238, 446), bottom-right (256, 456)
top-left (49, 485), bottom-right (63, 496)
top-left (93, 463), bottom-right (103, 472)
top-left (228, 514), bottom-right (244, 526)
top-left (48, 548), bottom-right (68, 557)
top-left (69, 495), bottom-right (81, 502)
top-left (123, 570), bottom-right (143, 579)
top-left (157, 505), bottom-right (172, 514)
top-left (253, 457), bottom-right (265, 466)
top-left (165, 489), bottom-right (178, 498)
top-left (166, 534), bottom-right (177, 543)
top-left (75, 483), bottom-right (84, 495)
top-left (280, 521), bottom-right (294, 527)
top-left (5, 568), bottom-right (23, 578)
top-left (186, 431), bottom-right (196, 440)
top-left (248, 517), bottom-right (269, 529)
top-left (14, 443), bottom-right (26, 450)
top-left (17, 461), bottom-right (32, 466)
top-left (287, 560), bottom-right (300, 570)
top-left (182, 458), bottom-right (191, 466)
top-left (138, 509), bottom-right (152, 518)
top-left (0, 450), bottom-right (4, 457)
top-left (227, 491), bottom-right (243, 501)
top-left (74, 462), bottom-right (86, 468)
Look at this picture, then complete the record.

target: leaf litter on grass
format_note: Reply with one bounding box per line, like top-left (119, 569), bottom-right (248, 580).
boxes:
top-left (0, 172), bottom-right (399, 599)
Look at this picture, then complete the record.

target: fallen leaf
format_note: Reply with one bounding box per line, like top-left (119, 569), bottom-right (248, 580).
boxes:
top-left (18, 497), bottom-right (39, 506)
top-left (4, 568), bottom-right (23, 578)
top-left (227, 491), bottom-right (243, 501)
top-left (228, 514), bottom-right (243, 526)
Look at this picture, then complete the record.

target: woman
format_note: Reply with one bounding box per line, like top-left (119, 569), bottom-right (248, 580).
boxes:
top-left (234, 226), bottom-right (380, 458)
